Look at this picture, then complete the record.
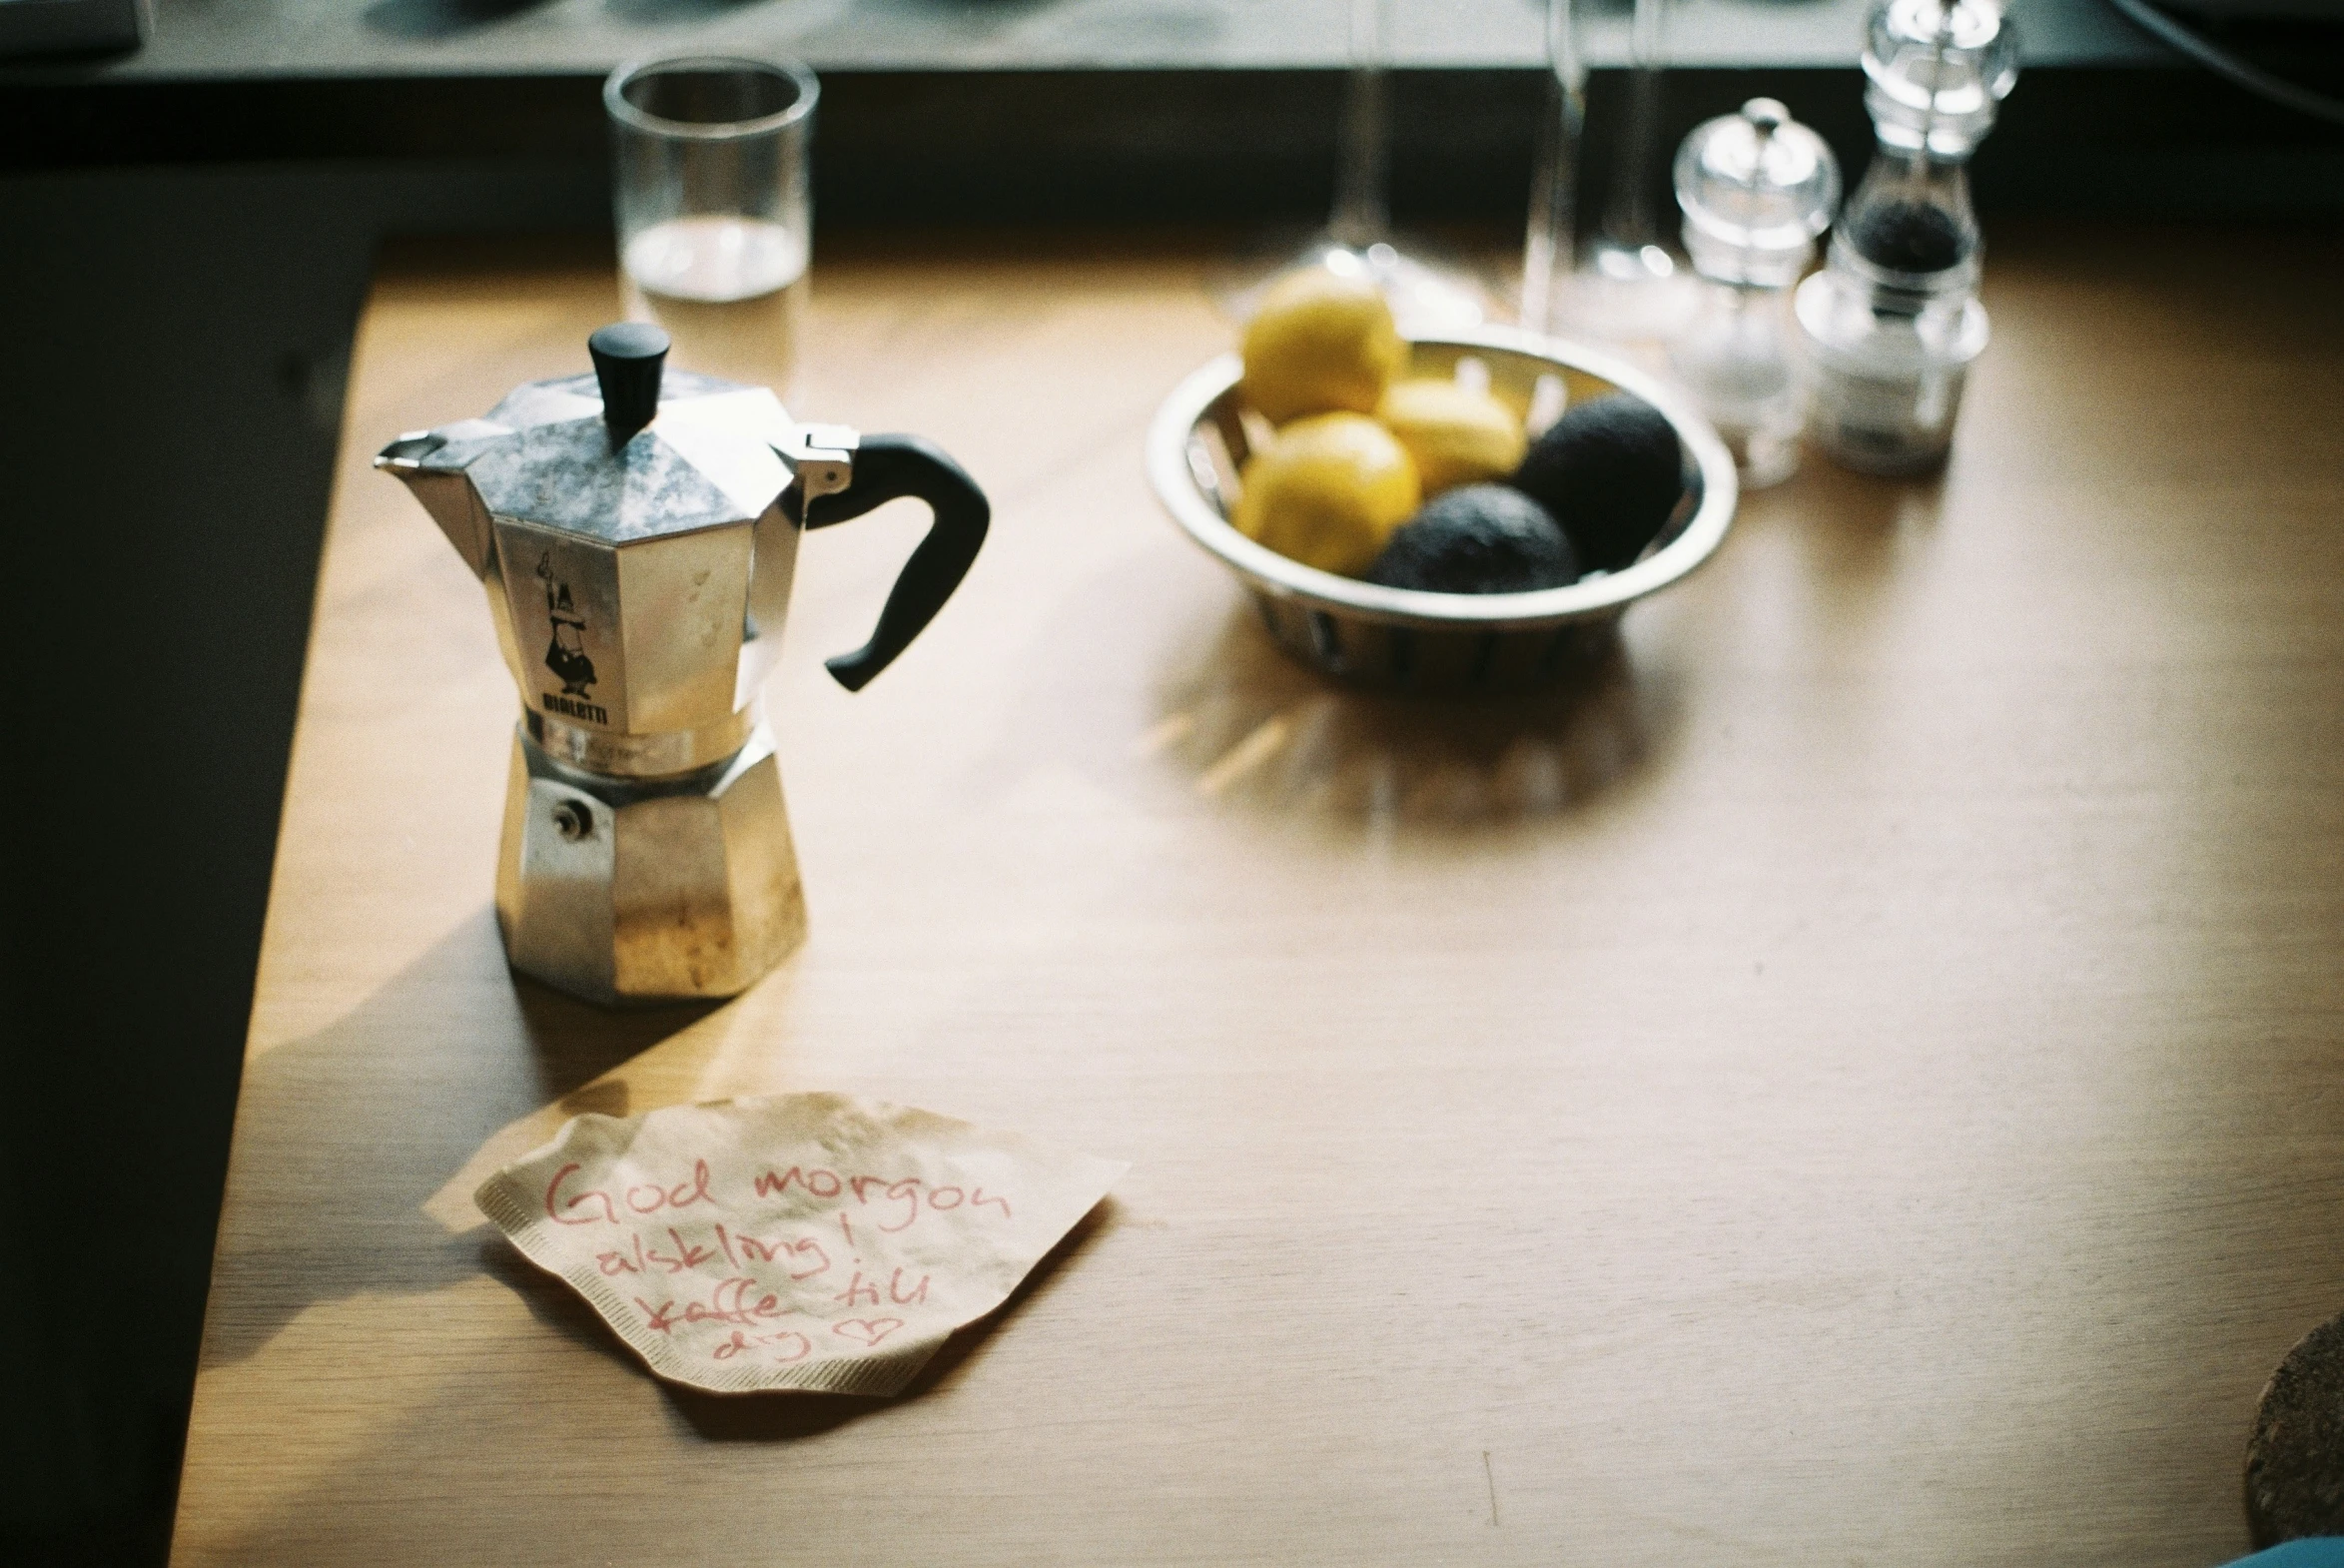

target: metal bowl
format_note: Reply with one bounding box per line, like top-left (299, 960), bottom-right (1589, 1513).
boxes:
top-left (1146, 326), bottom-right (1739, 690)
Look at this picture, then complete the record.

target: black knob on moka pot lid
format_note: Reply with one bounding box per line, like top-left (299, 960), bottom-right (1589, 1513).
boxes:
top-left (588, 322), bottom-right (670, 450)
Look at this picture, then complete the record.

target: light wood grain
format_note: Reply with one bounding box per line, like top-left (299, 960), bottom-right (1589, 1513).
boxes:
top-left (173, 225), bottom-right (2344, 1568)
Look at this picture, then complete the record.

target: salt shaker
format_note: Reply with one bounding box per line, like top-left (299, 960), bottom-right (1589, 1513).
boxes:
top-left (1670, 98), bottom-right (1841, 487)
top-left (1796, 0), bottom-right (2018, 475)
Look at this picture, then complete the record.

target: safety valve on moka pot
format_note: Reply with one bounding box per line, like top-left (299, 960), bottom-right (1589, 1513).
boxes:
top-left (376, 324), bottom-right (987, 1005)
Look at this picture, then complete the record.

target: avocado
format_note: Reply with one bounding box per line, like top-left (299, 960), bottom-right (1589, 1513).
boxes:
top-left (1510, 394), bottom-right (1684, 573)
top-left (1364, 484), bottom-right (1580, 594)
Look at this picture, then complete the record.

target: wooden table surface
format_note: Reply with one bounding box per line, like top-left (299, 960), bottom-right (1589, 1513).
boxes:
top-left (174, 225), bottom-right (2344, 1567)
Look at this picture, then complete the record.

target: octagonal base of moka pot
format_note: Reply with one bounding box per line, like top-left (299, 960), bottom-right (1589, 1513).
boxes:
top-left (493, 722), bottom-right (807, 1004)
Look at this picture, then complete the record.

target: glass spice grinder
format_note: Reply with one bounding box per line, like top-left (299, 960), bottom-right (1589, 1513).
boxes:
top-left (1795, 0), bottom-right (2018, 474)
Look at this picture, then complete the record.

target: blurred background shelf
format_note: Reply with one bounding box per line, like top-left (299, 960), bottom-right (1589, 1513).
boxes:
top-left (0, 0), bottom-right (2184, 77)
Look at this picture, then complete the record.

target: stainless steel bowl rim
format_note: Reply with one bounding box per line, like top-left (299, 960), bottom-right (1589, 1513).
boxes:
top-left (1146, 325), bottom-right (1740, 632)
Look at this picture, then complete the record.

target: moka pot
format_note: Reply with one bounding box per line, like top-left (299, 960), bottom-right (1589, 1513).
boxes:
top-left (376, 323), bottom-right (987, 1004)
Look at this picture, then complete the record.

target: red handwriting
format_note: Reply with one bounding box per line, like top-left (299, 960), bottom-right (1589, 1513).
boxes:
top-left (548, 1160), bottom-right (713, 1227)
top-left (725, 1227), bottom-right (831, 1279)
top-left (750, 1167), bottom-right (1011, 1227)
top-left (636, 1276), bottom-right (803, 1335)
top-left (711, 1328), bottom-right (813, 1363)
top-left (544, 1154), bottom-right (1019, 1367)
top-left (594, 1227), bottom-right (728, 1276)
top-left (646, 1227), bottom-right (715, 1272)
top-left (554, 1160), bottom-right (1009, 1231)
top-left (825, 1268), bottom-right (928, 1306)
top-left (831, 1317), bottom-right (905, 1347)
top-left (754, 1166), bottom-right (843, 1199)
top-left (547, 1164), bottom-right (612, 1225)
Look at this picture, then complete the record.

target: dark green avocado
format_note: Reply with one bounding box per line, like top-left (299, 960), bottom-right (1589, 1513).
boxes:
top-left (1364, 484), bottom-right (1580, 594)
top-left (1510, 394), bottom-right (1684, 573)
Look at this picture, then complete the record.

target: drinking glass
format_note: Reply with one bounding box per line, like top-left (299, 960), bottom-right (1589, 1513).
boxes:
top-left (1322, 0), bottom-right (1489, 329)
top-left (1213, 0), bottom-right (1488, 332)
top-left (1518, 0), bottom-right (1587, 336)
top-left (1520, 0), bottom-right (1695, 342)
top-left (604, 56), bottom-right (818, 396)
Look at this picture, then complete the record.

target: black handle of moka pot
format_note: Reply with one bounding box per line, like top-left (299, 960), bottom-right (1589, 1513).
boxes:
top-left (794, 433), bottom-right (990, 692)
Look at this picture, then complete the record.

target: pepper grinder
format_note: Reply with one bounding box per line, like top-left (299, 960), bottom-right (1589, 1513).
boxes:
top-left (1795, 0), bottom-right (2017, 474)
top-left (1669, 98), bottom-right (1841, 488)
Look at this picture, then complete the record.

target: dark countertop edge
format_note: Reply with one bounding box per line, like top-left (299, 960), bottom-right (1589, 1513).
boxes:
top-left (5, 63), bottom-right (2338, 220)
top-left (2, 52), bottom-right (2193, 86)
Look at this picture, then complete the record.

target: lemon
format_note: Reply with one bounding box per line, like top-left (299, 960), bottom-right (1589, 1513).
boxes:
top-left (1239, 266), bottom-right (1407, 425)
top-left (1233, 411), bottom-right (1421, 576)
top-left (1375, 378), bottom-right (1527, 495)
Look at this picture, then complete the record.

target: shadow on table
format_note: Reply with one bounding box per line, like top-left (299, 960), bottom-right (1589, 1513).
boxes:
top-left (192, 1192), bottom-right (1123, 1558)
top-left (1767, 458), bottom-right (1948, 577)
top-left (510, 967), bottom-right (724, 1111)
top-left (202, 910), bottom-right (718, 1366)
top-left (1148, 603), bottom-right (1675, 835)
top-left (1124, 453), bottom-right (1950, 841)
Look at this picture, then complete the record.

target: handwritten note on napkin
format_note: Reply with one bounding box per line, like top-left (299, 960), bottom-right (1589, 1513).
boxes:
top-left (475, 1093), bottom-right (1126, 1396)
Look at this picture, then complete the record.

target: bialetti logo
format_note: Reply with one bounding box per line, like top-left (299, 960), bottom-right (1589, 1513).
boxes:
top-left (536, 552), bottom-right (609, 726)
top-left (541, 692), bottom-right (608, 724)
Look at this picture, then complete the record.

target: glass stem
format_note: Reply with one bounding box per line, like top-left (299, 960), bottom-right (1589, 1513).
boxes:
top-left (1606, 0), bottom-right (1669, 247)
top-left (1331, 0), bottom-right (1390, 247)
top-left (1520, 0), bottom-right (1584, 331)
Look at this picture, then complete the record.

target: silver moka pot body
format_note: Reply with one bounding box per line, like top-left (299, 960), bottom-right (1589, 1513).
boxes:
top-left (377, 324), bottom-right (987, 1004)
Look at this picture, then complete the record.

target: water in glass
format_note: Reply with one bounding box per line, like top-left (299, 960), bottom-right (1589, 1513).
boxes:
top-left (621, 215), bottom-right (807, 393)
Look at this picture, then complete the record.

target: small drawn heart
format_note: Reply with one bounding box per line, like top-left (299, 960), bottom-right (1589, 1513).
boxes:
top-left (832, 1316), bottom-right (905, 1348)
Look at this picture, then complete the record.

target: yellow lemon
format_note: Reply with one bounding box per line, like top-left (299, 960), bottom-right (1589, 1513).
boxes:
top-left (1232, 412), bottom-right (1421, 576)
top-left (1375, 378), bottom-right (1528, 495)
top-left (1239, 266), bottom-right (1407, 425)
